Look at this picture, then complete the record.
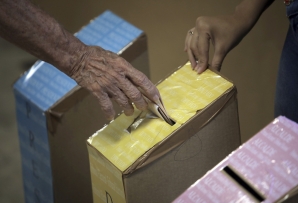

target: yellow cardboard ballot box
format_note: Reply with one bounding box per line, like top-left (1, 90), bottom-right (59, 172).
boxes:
top-left (87, 62), bottom-right (241, 203)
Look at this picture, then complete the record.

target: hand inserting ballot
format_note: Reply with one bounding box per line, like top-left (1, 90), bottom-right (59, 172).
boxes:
top-left (69, 46), bottom-right (161, 120)
top-left (0, 0), bottom-right (162, 121)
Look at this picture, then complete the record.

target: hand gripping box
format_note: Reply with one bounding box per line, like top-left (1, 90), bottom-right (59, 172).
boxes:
top-left (13, 10), bottom-right (150, 203)
top-left (173, 116), bottom-right (298, 203)
top-left (87, 62), bottom-right (241, 203)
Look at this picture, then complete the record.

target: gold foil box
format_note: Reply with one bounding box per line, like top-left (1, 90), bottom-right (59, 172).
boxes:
top-left (87, 62), bottom-right (240, 203)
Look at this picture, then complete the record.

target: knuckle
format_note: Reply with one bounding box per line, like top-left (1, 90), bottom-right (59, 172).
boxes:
top-left (121, 101), bottom-right (134, 116)
top-left (101, 102), bottom-right (113, 112)
top-left (130, 91), bottom-right (142, 101)
top-left (119, 98), bottom-right (130, 108)
top-left (137, 72), bottom-right (148, 84)
top-left (198, 58), bottom-right (207, 64)
top-left (212, 62), bottom-right (222, 69)
top-left (92, 85), bottom-right (102, 94)
top-left (196, 17), bottom-right (209, 30)
top-left (113, 93), bottom-right (131, 108)
top-left (118, 57), bottom-right (131, 68)
top-left (115, 56), bottom-right (123, 63)
top-left (99, 97), bottom-right (113, 112)
top-left (197, 51), bottom-right (208, 58)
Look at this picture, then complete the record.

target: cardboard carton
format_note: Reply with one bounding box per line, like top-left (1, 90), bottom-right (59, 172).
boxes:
top-left (13, 10), bottom-right (150, 203)
top-left (87, 62), bottom-right (241, 203)
top-left (173, 116), bottom-right (298, 203)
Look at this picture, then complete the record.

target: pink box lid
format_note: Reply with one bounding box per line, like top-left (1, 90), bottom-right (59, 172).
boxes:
top-left (173, 116), bottom-right (298, 203)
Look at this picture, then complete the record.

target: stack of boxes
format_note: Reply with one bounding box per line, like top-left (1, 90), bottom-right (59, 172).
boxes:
top-left (15, 9), bottom-right (270, 203)
top-left (13, 10), bottom-right (150, 203)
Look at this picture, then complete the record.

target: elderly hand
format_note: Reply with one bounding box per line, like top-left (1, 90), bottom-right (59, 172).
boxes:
top-left (184, 15), bottom-right (248, 73)
top-left (0, 0), bottom-right (162, 121)
top-left (70, 46), bottom-right (161, 120)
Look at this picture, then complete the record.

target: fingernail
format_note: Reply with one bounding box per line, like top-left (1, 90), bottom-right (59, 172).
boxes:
top-left (197, 65), bottom-right (204, 74)
top-left (191, 63), bottom-right (195, 70)
top-left (194, 64), bottom-right (199, 72)
top-left (153, 95), bottom-right (160, 104)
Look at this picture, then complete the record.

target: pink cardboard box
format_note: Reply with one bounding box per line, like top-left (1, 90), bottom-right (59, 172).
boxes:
top-left (173, 116), bottom-right (298, 203)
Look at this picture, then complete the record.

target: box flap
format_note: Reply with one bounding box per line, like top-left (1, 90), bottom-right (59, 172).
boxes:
top-left (125, 86), bottom-right (237, 173)
top-left (75, 10), bottom-right (142, 52)
top-left (173, 116), bottom-right (298, 203)
top-left (13, 10), bottom-right (144, 111)
top-left (88, 62), bottom-right (234, 173)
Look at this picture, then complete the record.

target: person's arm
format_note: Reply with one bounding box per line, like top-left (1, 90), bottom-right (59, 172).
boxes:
top-left (185, 0), bottom-right (275, 73)
top-left (0, 0), bottom-right (162, 120)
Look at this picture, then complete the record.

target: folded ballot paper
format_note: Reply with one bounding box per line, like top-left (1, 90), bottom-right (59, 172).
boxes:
top-left (173, 116), bottom-right (298, 203)
top-left (87, 62), bottom-right (241, 203)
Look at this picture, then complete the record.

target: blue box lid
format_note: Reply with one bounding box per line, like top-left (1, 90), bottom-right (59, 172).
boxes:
top-left (14, 10), bottom-right (143, 111)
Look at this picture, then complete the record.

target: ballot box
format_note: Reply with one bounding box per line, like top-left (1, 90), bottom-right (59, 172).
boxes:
top-left (173, 116), bottom-right (298, 203)
top-left (87, 62), bottom-right (241, 203)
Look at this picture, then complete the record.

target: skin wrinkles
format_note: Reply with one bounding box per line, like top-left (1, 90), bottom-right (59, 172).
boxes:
top-left (70, 46), bottom-right (146, 118)
top-left (0, 0), bottom-right (161, 120)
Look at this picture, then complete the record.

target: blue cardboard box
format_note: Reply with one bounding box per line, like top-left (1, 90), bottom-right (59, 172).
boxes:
top-left (13, 10), bottom-right (150, 203)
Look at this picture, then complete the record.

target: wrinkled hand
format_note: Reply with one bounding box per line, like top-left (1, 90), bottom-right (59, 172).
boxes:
top-left (70, 46), bottom-right (161, 120)
top-left (185, 15), bottom-right (249, 73)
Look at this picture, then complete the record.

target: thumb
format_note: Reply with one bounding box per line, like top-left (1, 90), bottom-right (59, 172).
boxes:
top-left (211, 48), bottom-right (226, 72)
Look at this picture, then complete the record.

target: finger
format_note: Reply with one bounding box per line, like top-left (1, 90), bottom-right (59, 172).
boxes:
top-left (186, 30), bottom-right (197, 68)
top-left (127, 69), bottom-right (161, 105)
top-left (184, 28), bottom-right (194, 52)
top-left (194, 32), bottom-right (210, 74)
top-left (111, 90), bottom-right (135, 117)
top-left (90, 83), bottom-right (115, 120)
top-left (107, 89), bottom-right (134, 116)
top-left (98, 73), bottom-right (136, 116)
top-left (211, 46), bottom-right (226, 72)
top-left (117, 77), bottom-right (148, 112)
top-left (104, 58), bottom-right (150, 110)
top-left (187, 48), bottom-right (197, 69)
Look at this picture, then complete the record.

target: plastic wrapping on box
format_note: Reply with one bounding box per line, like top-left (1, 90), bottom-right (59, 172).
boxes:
top-left (88, 62), bottom-right (233, 173)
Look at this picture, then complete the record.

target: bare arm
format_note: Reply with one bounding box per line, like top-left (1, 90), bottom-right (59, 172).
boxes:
top-left (185, 0), bottom-right (275, 73)
top-left (0, 0), bottom-right (162, 120)
top-left (0, 0), bottom-right (83, 73)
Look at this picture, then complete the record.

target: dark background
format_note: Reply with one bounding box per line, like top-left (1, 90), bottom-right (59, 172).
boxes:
top-left (0, 0), bottom-right (288, 202)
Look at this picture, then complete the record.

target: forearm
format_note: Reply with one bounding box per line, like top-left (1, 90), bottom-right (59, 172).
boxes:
top-left (0, 0), bottom-right (86, 75)
top-left (234, 0), bottom-right (275, 31)
top-left (0, 0), bottom-right (162, 120)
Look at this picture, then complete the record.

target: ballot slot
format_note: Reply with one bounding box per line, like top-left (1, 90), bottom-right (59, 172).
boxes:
top-left (145, 97), bottom-right (176, 126)
top-left (157, 107), bottom-right (176, 126)
top-left (222, 165), bottom-right (266, 203)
